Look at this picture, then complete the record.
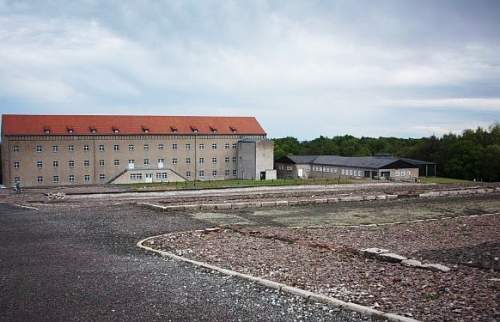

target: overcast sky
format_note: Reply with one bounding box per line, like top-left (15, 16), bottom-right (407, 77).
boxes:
top-left (1, 0), bottom-right (499, 139)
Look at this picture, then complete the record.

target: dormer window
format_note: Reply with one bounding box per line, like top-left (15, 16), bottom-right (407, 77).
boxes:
top-left (229, 126), bottom-right (237, 133)
top-left (67, 127), bottom-right (74, 134)
top-left (142, 126), bottom-right (149, 133)
top-left (170, 126), bottom-right (178, 133)
top-left (89, 127), bottom-right (97, 134)
top-left (112, 127), bottom-right (120, 134)
top-left (190, 126), bottom-right (199, 133)
top-left (210, 126), bottom-right (217, 133)
top-left (43, 127), bottom-right (51, 134)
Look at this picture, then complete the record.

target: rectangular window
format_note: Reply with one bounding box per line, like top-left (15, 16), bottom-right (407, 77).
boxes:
top-left (158, 144), bottom-right (164, 150)
top-left (53, 160), bottom-right (59, 167)
top-left (186, 157), bottom-right (191, 164)
top-left (157, 158), bottom-right (165, 164)
top-left (212, 157), bottom-right (217, 164)
top-left (172, 158), bottom-right (178, 165)
top-left (199, 157), bottom-right (204, 164)
top-left (53, 176), bottom-right (59, 183)
top-left (211, 143), bottom-right (217, 149)
top-left (128, 159), bottom-right (135, 165)
top-left (232, 156), bottom-right (237, 162)
top-left (129, 173), bottom-right (142, 180)
top-left (99, 145), bottom-right (105, 151)
top-left (156, 172), bottom-right (168, 179)
top-left (36, 145), bottom-right (42, 152)
top-left (186, 171), bottom-right (191, 177)
top-left (37, 161), bottom-right (43, 168)
top-left (114, 159), bottom-right (120, 166)
top-left (199, 143), bottom-right (204, 150)
top-left (113, 144), bottom-right (120, 151)
top-left (14, 177), bottom-right (21, 183)
top-left (199, 170), bottom-right (205, 177)
top-left (84, 160), bottom-right (90, 167)
top-left (232, 143), bottom-right (237, 149)
top-left (185, 143), bottom-right (191, 150)
top-left (69, 175), bottom-right (75, 183)
top-left (13, 161), bottom-right (20, 168)
top-left (99, 174), bottom-right (105, 180)
top-left (224, 143), bottom-right (230, 149)
top-left (128, 144), bottom-right (135, 151)
top-left (144, 144), bottom-right (149, 151)
top-left (68, 145), bottom-right (74, 151)
top-left (225, 169), bottom-right (230, 176)
top-left (212, 170), bottom-right (217, 176)
top-left (37, 176), bottom-right (43, 183)
top-left (84, 175), bottom-right (90, 182)
top-left (99, 160), bottom-right (105, 166)
top-left (144, 158), bottom-right (149, 165)
top-left (52, 145), bottom-right (58, 152)
top-left (225, 157), bottom-right (230, 163)
top-left (13, 145), bottom-right (19, 152)
top-left (233, 170), bottom-right (237, 176)
top-left (172, 143), bottom-right (177, 150)
top-left (84, 145), bottom-right (90, 151)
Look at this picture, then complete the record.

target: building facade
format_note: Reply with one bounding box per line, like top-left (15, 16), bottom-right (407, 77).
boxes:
top-left (275, 155), bottom-right (421, 181)
top-left (1, 115), bottom-right (274, 187)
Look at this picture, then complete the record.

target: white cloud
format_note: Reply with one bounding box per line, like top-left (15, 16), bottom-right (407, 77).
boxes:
top-left (0, 1), bottom-right (499, 138)
top-left (384, 98), bottom-right (500, 111)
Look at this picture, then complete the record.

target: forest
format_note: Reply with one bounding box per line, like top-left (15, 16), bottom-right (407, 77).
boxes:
top-left (273, 123), bottom-right (500, 182)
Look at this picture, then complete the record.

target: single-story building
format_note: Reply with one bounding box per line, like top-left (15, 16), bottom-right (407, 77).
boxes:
top-left (275, 155), bottom-right (435, 181)
top-left (401, 158), bottom-right (437, 177)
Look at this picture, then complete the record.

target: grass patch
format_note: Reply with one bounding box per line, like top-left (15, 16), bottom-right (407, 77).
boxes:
top-left (419, 176), bottom-right (472, 184)
top-left (123, 178), bottom-right (364, 191)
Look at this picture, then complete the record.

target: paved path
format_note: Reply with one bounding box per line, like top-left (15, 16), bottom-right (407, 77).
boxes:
top-left (0, 203), bottom-right (366, 322)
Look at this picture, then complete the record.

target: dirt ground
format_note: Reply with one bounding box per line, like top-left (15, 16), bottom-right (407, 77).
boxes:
top-left (187, 194), bottom-right (500, 227)
top-left (149, 194), bottom-right (500, 322)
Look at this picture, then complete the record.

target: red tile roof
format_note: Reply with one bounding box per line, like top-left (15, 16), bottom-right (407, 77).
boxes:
top-left (2, 114), bottom-right (267, 136)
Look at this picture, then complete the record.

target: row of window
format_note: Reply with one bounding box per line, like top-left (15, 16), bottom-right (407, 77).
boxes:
top-left (395, 170), bottom-right (411, 176)
top-left (40, 126), bottom-right (238, 134)
top-left (12, 143), bottom-right (238, 153)
top-left (129, 170), bottom-right (238, 180)
top-left (310, 165), bottom-right (364, 177)
top-left (14, 174), bottom-right (103, 184)
top-left (14, 157), bottom-right (238, 169)
top-left (13, 168), bottom-right (240, 184)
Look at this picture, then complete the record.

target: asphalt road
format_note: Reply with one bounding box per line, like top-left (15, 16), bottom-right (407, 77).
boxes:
top-left (0, 202), bottom-right (368, 322)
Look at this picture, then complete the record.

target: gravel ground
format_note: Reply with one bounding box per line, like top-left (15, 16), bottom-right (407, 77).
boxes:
top-left (0, 202), bottom-right (370, 322)
top-left (149, 214), bottom-right (500, 321)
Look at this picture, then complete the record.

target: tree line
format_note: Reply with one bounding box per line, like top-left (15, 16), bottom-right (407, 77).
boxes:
top-left (273, 123), bottom-right (500, 182)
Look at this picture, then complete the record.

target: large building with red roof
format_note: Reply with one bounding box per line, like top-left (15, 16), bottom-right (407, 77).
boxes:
top-left (1, 114), bottom-right (275, 187)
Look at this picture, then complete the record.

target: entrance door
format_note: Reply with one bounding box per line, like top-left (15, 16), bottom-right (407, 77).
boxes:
top-left (145, 173), bottom-right (153, 183)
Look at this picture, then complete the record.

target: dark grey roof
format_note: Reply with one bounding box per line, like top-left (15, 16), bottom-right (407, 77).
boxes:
top-left (285, 155), bottom-right (319, 164)
top-left (313, 155), bottom-right (404, 169)
top-left (284, 154), bottom-right (430, 169)
top-left (401, 158), bottom-right (437, 165)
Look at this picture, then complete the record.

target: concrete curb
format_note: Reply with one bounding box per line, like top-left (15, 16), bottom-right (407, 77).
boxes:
top-left (12, 203), bottom-right (39, 211)
top-left (291, 212), bottom-right (500, 230)
top-left (137, 234), bottom-right (420, 322)
top-left (137, 187), bottom-right (499, 213)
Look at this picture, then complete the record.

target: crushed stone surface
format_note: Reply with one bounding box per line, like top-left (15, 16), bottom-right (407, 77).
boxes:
top-left (149, 214), bottom-right (500, 322)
